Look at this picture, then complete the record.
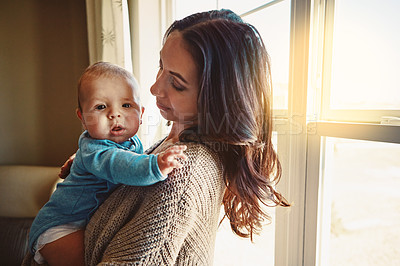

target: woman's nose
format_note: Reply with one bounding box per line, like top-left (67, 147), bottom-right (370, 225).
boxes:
top-left (150, 72), bottom-right (165, 97)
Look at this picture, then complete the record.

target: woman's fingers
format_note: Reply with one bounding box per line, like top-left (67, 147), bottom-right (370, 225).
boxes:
top-left (58, 153), bottom-right (76, 179)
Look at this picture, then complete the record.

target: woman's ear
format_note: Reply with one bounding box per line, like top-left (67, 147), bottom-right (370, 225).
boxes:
top-left (140, 107), bottom-right (145, 124)
top-left (76, 108), bottom-right (87, 129)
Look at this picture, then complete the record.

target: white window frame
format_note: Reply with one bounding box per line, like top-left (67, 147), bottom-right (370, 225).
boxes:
top-left (273, 0), bottom-right (312, 265)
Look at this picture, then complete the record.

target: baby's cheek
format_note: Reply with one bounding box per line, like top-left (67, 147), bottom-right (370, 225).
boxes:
top-left (83, 113), bottom-right (99, 126)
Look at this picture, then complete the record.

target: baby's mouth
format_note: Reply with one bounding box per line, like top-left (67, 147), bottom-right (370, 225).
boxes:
top-left (112, 126), bottom-right (123, 131)
top-left (111, 124), bottom-right (125, 135)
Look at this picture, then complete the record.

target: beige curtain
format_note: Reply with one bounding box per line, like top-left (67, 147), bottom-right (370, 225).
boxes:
top-left (84, 0), bottom-right (169, 147)
top-left (85, 0), bottom-right (133, 72)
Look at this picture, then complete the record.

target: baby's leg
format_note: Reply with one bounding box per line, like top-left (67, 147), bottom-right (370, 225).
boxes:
top-left (39, 229), bottom-right (85, 266)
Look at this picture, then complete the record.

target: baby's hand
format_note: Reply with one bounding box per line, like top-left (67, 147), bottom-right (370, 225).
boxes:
top-left (157, 145), bottom-right (187, 176)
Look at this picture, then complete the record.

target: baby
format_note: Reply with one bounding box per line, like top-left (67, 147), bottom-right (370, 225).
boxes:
top-left (28, 62), bottom-right (186, 265)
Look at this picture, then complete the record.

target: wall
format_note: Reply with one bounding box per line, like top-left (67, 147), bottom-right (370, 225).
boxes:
top-left (0, 0), bottom-right (89, 166)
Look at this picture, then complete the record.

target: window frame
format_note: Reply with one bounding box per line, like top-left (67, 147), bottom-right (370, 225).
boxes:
top-left (272, 0), bottom-right (312, 265)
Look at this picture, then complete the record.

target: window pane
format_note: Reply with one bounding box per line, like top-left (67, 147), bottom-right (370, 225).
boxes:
top-left (329, 0), bottom-right (400, 110)
top-left (321, 137), bottom-right (400, 265)
top-left (174, 0), bottom-right (217, 20)
top-left (244, 0), bottom-right (290, 110)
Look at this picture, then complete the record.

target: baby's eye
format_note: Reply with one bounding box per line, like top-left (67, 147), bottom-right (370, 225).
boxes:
top-left (122, 103), bottom-right (131, 108)
top-left (96, 105), bottom-right (106, 110)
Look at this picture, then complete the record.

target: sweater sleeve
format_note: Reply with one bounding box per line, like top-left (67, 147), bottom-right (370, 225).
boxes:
top-left (79, 137), bottom-right (165, 186)
top-left (84, 143), bottom-right (225, 265)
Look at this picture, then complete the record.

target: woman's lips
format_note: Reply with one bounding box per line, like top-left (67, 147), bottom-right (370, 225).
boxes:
top-left (156, 101), bottom-right (170, 112)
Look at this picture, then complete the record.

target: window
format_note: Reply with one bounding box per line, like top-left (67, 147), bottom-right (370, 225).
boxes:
top-left (305, 123), bottom-right (400, 266)
top-left (323, 138), bottom-right (400, 266)
top-left (309, 0), bottom-right (400, 122)
top-left (304, 0), bottom-right (400, 265)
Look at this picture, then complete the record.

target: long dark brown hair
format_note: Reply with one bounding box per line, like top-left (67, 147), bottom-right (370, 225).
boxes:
top-left (165, 9), bottom-right (290, 240)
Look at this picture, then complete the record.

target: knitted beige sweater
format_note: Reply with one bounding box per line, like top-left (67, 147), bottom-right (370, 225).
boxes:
top-left (84, 141), bottom-right (225, 265)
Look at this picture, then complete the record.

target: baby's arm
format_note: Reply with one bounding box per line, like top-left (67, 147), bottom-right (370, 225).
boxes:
top-left (157, 145), bottom-right (187, 176)
top-left (79, 141), bottom-right (188, 186)
top-left (58, 146), bottom-right (188, 181)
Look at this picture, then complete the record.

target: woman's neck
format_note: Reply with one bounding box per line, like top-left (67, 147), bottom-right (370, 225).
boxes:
top-left (164, 123), bottom-right (182, 143)
top-left (164, 121), bottom-right (195, 143)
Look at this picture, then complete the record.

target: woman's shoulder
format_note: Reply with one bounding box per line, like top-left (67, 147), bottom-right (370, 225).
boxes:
top-left (152, 140), bottom-right (218, 170)
top-left (152, 138), bottom-right (222, 162)
top-left (174, 142), bottom-right (225, 216)
top-left (147, 139), bottom-right (224, 192)
top-left (183, 141), bottom-right (220, 156)
top-left (173, 141), bottom-right (224, 190)
top-left (182, 142), bottom-right (222, 169)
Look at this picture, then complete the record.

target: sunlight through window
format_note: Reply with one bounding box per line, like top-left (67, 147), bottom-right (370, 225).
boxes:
top-left (321, 138), bottom-right (400, 265)
top-left (329, 0), bottom-right (400, 110)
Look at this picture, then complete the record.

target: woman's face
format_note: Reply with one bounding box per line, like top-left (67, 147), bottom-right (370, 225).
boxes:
top-left (150, 31), bottom-right (199, 128)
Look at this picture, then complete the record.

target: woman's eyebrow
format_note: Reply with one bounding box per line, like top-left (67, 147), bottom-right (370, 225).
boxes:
top-left (169, 71), bottom-right (188, 84)
top-left (159, 50), bottom-right (189, 84)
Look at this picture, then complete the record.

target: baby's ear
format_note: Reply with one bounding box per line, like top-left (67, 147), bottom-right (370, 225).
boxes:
top-left (76, 108), bottom-right (86, 129)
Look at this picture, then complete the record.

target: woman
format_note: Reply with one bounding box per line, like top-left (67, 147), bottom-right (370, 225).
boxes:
top-left (27, 9), bottom-right (289, 265)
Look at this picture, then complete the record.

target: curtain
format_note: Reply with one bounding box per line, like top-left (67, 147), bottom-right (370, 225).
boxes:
top-left (85, 0), bottom-right (133, 72)
top-left (84, 0), bottom-right (169, 147)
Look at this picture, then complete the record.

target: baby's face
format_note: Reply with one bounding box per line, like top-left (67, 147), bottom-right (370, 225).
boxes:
top-left (77, 76), bottom-right (143, 143)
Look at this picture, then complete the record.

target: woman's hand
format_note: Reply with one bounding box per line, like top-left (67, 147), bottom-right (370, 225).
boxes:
top-left (58, 154), bottom-right (76, 179)
top-left (157, 145), bottom-right (187, 176)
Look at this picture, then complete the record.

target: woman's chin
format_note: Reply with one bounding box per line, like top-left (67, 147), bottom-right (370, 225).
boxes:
top-left (159, 110), bottom-right (174, 122)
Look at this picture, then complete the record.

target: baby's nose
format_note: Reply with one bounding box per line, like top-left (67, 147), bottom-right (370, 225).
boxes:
top-left (108, 109), bottom-right (121, 119)
top-left (108, 114), bottom-right (121, 119)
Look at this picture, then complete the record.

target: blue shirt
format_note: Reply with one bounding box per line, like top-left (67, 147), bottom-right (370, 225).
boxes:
top-left (28, 131), bottom-right (165, 252)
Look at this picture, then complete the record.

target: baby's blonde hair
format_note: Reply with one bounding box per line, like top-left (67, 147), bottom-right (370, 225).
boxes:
top-left (77, 62), bottom-right (139, 110)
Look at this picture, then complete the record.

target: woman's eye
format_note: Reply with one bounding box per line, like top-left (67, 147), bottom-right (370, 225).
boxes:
top-left (169, 76), bottom-right (184, 91)
top-left (173, 85), bottom-right (184, 92)
top-left (96, 105), bottom-right (106, 110)
top-left (122, 103), bottom-right (131, 108)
